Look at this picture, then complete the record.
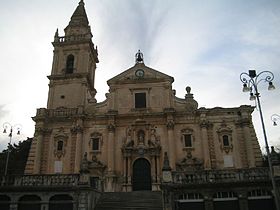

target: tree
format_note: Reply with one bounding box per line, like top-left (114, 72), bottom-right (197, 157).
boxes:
top-left (0, 138), bottom-right (32, 175)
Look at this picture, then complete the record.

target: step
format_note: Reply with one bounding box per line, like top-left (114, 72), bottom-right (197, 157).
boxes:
top-left (94, 191), bottom-right (163, 210)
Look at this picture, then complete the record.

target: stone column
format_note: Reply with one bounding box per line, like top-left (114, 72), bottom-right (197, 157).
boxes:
top-left (204, 193), bottom-right (214, 210)
top-left (127, 157), bottom-right (132, 191)
top-left (167, 120), bottom-right (176, 169)
top-left (106, 123), bottom-right (116, 192)
top-left (9, 196), bottom-right (19, 210)
top-left (162, 189), bottom-right (172, 210)
top-left (200, 122), bottom-right (211, 169)
top-left (150, 155), bottom-right (156, 183)
top-left (242, 120), bottom-right (255, 168)
top-left (204, 199), bottom-right (214, 210)
top-left (238, 191), bottom-right (249, 210)
top-left (34, 127), bottom-right (44, 174)
top-left (78, 192), bottom-right (89, 210)
top-left (73, 125), bottom-right (83, 173)
top-left (107, 123), bottom-right (115, 173)
top-left (122, 156), bottom-right (128, 191)
top-left (123, 157), bottom-right (127, 182)
top-left (156, 155), bottom-right (160, 183)
top-left (9, 204), bottom-right (17, 210)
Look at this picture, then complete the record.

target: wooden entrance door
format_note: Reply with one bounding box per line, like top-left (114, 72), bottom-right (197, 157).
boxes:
top-left (132, 158), bottom-right (152, 191)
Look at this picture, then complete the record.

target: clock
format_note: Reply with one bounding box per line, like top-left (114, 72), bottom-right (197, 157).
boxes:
top-left (135, 69), bottom-right (144, 78)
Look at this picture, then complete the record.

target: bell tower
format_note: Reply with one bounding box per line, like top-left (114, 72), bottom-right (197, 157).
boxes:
top-left (47, 0), bottom-right (99, 109)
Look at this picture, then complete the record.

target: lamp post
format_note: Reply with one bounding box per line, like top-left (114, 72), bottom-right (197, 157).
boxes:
top-left (271, 114), bottom-right (280, 126)
top-left (2, 122), bottom-right (22, 176)
top-left (240, 70), bottom-right (279, 210)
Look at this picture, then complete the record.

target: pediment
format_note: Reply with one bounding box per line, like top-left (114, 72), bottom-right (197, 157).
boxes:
top-left (107, 63), bottom-right (174, 85)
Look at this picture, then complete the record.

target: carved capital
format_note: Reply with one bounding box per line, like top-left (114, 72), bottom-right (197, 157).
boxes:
top-left (107, 123), bottom-right (115, 132)
top-left (71, 125), bottom-right (83, 134)
top-left (35, 127), bottom-right (52, 136)
top-left (166, 120), bottom-right (174, 130)
top-left (200, 120), bottom-right (213, 129)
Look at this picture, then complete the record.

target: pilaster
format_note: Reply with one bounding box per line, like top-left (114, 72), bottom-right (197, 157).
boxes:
top-left (166, 121), bottom-right (175, 169)
top-left (71, 124), bottom-right (84, 173)
top-left (200, 121), bottom-right (211, 169)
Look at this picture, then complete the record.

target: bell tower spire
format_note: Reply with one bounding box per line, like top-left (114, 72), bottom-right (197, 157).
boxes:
top-left (64, 0), bottom-right (91, 38)
top-left (47, 0), bottom-right (99, 109)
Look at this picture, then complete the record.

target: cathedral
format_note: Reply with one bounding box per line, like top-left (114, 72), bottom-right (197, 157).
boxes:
top-left (0, 1), bottom-right (278, 210)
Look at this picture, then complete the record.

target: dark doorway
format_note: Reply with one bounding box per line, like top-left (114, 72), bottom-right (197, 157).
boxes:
top-left (132, 158), bottom-right (151, 191)
top-left (0, 195), bottom-right (10, 210)
top-left (18, 195), bottom-right (41, 210)
top-left (176, 202), bottom-right (204, 210)
top-left (213, 200), bottom-right (240, 210)
top-left (49, 194), bottom-right (73, 210)
top-left (248, 198), bottom-right (275, 210)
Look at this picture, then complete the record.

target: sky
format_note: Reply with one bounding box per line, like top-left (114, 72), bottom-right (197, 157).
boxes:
top-left (0, 0), bottom-right (279, 152)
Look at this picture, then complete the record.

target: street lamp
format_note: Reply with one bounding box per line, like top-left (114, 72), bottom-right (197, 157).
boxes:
top-left (2, 122), bottom-right (22, 176)
top-left (271, 114), bottom-right (280, 126)
top-left (240, 70), bottom-right (279, 210)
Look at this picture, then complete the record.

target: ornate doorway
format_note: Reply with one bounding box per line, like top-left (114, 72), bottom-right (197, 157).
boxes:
top-left (132, 158), bottom-right (152, 191)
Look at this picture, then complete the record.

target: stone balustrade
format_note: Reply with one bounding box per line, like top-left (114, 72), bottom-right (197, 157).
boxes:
top-left (172, 167), bottom-right (270, 184)
top-left (0, 168), bottom-right (271, 188)
top-left (0, 174), bottom-right (80, 187)
top-left (55, 35), bottom-right (89, 43)
top-left (48, 108), bottom-right (79, 117)
top-left (36, 108), bottom-right (79, 118)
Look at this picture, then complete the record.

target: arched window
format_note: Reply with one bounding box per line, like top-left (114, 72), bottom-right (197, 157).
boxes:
top-left (176, 193), bottom-right (204, 210)
top-left (92, 138), bottom-right (99, 151)
top-left (184, 134), bottom-right (193, 147)
top-left (248, 189), bottom-right (274, 210)
top-left (66, 54), bottom-right (74, 74)
top-left (217, 125), bottom-right (233, 154)
top-left (57, 141), bottom-right (64, 151)
top-left (18, 195), bottom-right (41, 210)
top-left (213, 191), bottom-right (239, 210)
top-left (222, 135), bottom-right (230, 146)
top-left (181, 128), bottom-right (194, 149)
top-left (90, 132), bottom-right (102, 152)
top-left (178, 193), bottom-right (203, 201)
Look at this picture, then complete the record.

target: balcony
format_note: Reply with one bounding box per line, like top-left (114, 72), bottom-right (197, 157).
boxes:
top-left (34, 107), bottom-right (82, 120)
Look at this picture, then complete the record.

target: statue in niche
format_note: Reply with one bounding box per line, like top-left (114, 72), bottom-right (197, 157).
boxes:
top-left (137, 130), bottom-right (145, 145)
top-left (125, 127), bottom-right (134, 147)
top-left (80, 152), bottom-right (89, 173)
top-left (149, 128), bottom-right (160, 147)
top-left (150, 128), bottom-right (156, 141)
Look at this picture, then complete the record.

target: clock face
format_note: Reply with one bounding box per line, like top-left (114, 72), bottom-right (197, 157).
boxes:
top-left (135, 69), bottom-right (144, 77)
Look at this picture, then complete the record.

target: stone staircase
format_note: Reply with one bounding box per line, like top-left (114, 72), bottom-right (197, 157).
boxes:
top-left (94, 191), bottom-right (163, 210)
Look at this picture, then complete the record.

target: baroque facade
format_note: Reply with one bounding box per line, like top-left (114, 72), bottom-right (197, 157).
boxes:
top-left (25, 0), bottom-right (264, 190)
top-left (0, 1), bottom-right (278, 210)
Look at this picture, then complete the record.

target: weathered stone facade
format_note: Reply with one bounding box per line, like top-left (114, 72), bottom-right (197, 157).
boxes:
top-left (1, 1), bottom-right (279, 210)
top-left (24, 0), bottom-right (264, 193)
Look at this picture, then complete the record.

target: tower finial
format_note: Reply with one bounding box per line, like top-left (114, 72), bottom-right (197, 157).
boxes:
top-left (79, 0), bottom-right (84, 5)
top-left (55, 28), bottom-right (59, 36)
top-left (135, 50), bottom-right (144, 64)
top-left (54, 28), bottom-right (59, 42)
